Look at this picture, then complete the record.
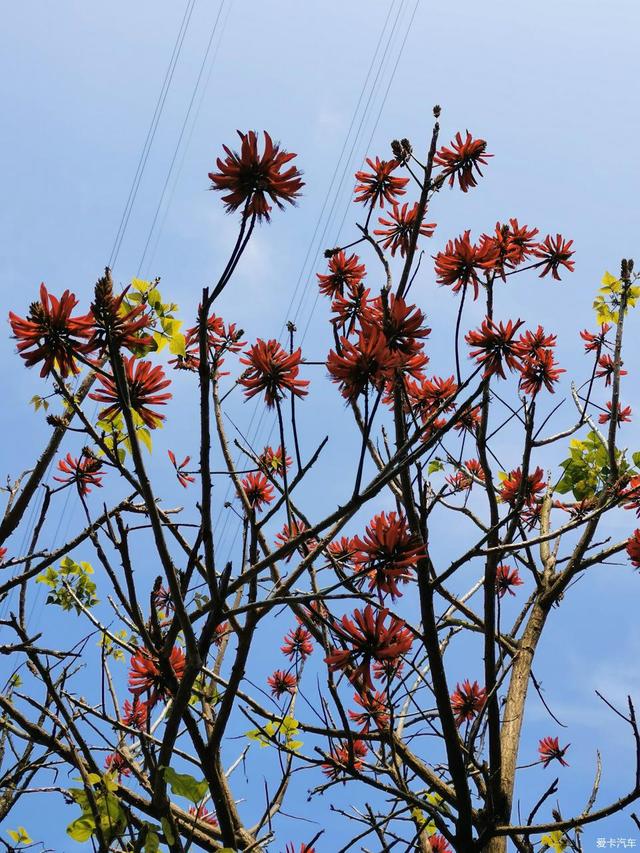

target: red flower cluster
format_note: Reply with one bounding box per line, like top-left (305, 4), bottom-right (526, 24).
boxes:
top-left (91, 271), bottom-right (152, 352)
top-left (580, 324), bottom-right (611, 353)
top-left (434, 131), bottom-right (492, 192)
top-left (89, 356), bottom-right (172, 429)
top-left (208, 130), bottom-right (303, 221)
top-left (450, 679), bottom-right (486, 727)
top-left (122, 698), bottom-right (148, 730)
top-left (274, 519), bottom-right (317, 561)
top-left (241, 472), bottom-right (275, 512)
top-left (322, 739), bottom-right (368, 780)
top-left (325, 604), bottom-right (413, 691)
top-left (327, 326), bottom-right (399, 401)
top-left (533, 234), bottom-right (575, 280)
top-left (281, 624), bottom-right (314, 661)
top-left (428, 835), bottom-right (453, 853)
top-left (259, 445), bottom-right (292, 477)
top-left (177, 311), bottom-right (245, 374)
top-left (284, 844), bottom-right (315, 853)
top-left (348, 690), bottom-right (389, 732)
top-left (596, 354), bottom-right (626, 387)
top-left (538, 735), bottom-right (570, 767)
top-left (354, 157), bottom-right (408, 208)
top-left (267, 669), bottom-right (297, 698)
top-left (374, 202), bottom-right (436, 257)
top-left (485, 219), bottom-right (540, 278)
top-left (9, 284), bottom-right (96, 377)
top-left (499, 467), bottom-right (545, 506)
top-left (240, 339), bottom-right (309, 408)
top-left (627, 529), bottom-right (640, 567)
top-left (188, 803), bottom-right (218, 826)
top-left (104, 751), bottom-right (131, 780)
top-left (168, 450), bottom-right (195, 488)
top-left (53, 452), bottom-right (103, 496)
top-left (598, 401), bottom-right (632, 426)
top-left (317, 251), bottom-right (366, 298)
top-left (128, 645), bottom-right (186, 708)
top-left (351, 511), bottom-right (425, 599)
top-left (434, 231), bottom-right (499, 300)
top-left (466, 318), bottom-right (524, 380)
top-left (495, 564), bottom-right (523, 597)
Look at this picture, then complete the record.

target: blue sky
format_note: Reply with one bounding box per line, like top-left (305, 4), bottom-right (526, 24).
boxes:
top-left (2, 0), bottom-right (640, 849)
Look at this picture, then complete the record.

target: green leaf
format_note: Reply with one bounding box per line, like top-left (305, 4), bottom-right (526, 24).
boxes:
top-left (66, 815), bottom-right (95, 842)
top-left (427, 460), bottom-right (444, 475)
top-left (161, 817), bottom-right (175, 846)
top-left (161, 766), bottom-right (208, 804)
top-left (168, 331), bottom-right (186, 357)
top-left (540, 830), bottom-right (567, 851)
top-left (144, 828), bottom-right (161, 852)
top-left (138, 427), bottom-right (153, 453)
top-left (8, 827), bottom-right (33, 845)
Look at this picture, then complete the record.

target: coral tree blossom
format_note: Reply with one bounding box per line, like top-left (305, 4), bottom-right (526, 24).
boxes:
top-left (351, 511), bottom-right (426, 599)
top-left (9, 284), bottom-right (96, 377)
top-left (495, 565), bottom-right (523, 597)
top-left (240, 339), bottom-right (309, 407)
top-left (450, 680), bottom-right (486, 726)
top-left (325, 604), bottom-right (413, 691)
top-left (89, 356), bottom-right (172, 429)
top-left (627, 530), bottom-right (640, 567)
top-left (168, 450), bottom-right (195, 488)
top-left (434, 131), bottom-right (492, 192)
top-left (128, 646), bottom-right (186, 706)
top-left (354, 157), bottom-right (408, 208)
top-left (533, 234), bottom-right (575, 280)
top-left (208, 130), bottom-right (303, 220)
top-left (240, 472), bottom-right (275, 511)
top-left (54, 452), bottom-right (103, 495)
top-left (268, 669), bottom-right (297, 698)
top-left (538, 736), bottom-right (570, 767)
top-left (374, 202), bottom-right (436, 257)
top-left (281, 625), bottom-right (314, 661)
top-left (317, 251), bottom-right (366, 298)
top-left (434, 231), bottom-right (499, 300)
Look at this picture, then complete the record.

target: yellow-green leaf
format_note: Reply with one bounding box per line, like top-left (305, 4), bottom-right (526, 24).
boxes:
top-left (540, 830), bottom-right (567, 852)
top-left (169, 331), bottom-right (186, 357)
top-left (8, 827), bottom-right (33, 845)
top-left (161, 766), bottom-right (208, 804)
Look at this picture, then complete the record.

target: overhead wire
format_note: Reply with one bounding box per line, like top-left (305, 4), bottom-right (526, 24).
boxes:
top-left (216, 0), bottom-right (420, 566)
top-left (136, 0), bottom-right (228, 277)
top-left (108, 0), bottom-right (198, 272)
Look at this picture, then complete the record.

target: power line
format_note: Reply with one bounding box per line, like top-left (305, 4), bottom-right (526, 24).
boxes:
top-left (108, 0), bottom-right (198, 272)
top-left (137, 0), bottom-right (228, 277)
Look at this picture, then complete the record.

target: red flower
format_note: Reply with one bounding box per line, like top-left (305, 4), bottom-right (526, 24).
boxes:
top-left (90, 271), bottom-right (152, 352)
top-left (627, 530), bottom-right (640, 567)
top-left (9, 284), bottom-right (96, 378)
top-left (466, 318), bottom-right (524, 380)
top-left (259, 445), bottom-right (292, 478)
top-left (0, 547), bottom-right (6, 563)
top-left (327, 325), bottom-right (399, 401)
top-left (178, 312), bottom-right (245, 373)
top-left (240, 472), bottom-right (275, 512)
top-left (267, 669), bottom-right (297, 698)
top-left (428, 836), bottom-right (453, 853)
top-left (598, 401), bottom-right (632, 425)
top-left (596, 354), bottom-right (626, 387)
top-left (214, 622), bottom-right (230, 646)
top-left (281, 625), bottom-right (314, 661)
top-left (495, 565), bottom-right (523, 597)
top-left (348, 690), bottom-right (390, 732)
top-left (122, 698), bottom-right (148, 730)
top-left (168, 450), bottom-right (195, 488)
top-left (322, 739), bottom-right (368, 780)
top-left (208, 130), bottom-right (303, 221)
top-left (454, 405), bottom-right (481, 434)
top-left (104, 751), bottom-right (131, 780)
top-left (365, 294), bottom-right (431, 360)
top-left (325, 604), bottom-right (414, 691)
top-left (275, 519), bottom-right (317, 561)
top-left (240, 339), bottom-right (309, 408)
top-left (450, 680), bottom-right (486, 727)
top-left (434, 231), bottom-right (499, 300)
top-left (284, 844), bottom-right (315, 853)
top-left (518, 348), bottom-right (565, 396)
top-left (580, 324), bottom-right (611, 353)
top-left (434, 131), bottom-right (492, 192)
top-left (499, 467), bottom-right (545, 506)
top-left (538, 736), bottom-right (570, 768)
top-left (89, 356), bottom-right (172, 429)
top-left (373, 658), bottom-right (404, 682)
top-left (188, 803), bottom-right (218, 826)
top-left (352, 511), bottom-right (425, 599)
top-left (354, 157), bottom-right (409, 208)
top-left (317, 251), bottom-right (366, 298)
top-left (330, 283), bottom-right (371, 336)
top-left (406, 375), bottom-right (458, 416)
top-left (53, 452), bottom-right (103, 496)
top-left (128, 646), bottom-right (186, 704)
top-left (328, 536), bottom-right (358, 566)
top-left (374, 202), bottom-right (436, 257)
top-left (533, 234), bottom-right (575, 280)
top-left (483, 220), bottom-right (540, 279)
